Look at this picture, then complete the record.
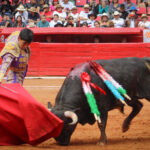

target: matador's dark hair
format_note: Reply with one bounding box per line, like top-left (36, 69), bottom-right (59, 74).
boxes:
top-left (19, 28), bottom-right (34, 43)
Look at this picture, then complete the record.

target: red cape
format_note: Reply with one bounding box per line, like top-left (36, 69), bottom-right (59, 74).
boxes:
top-left (0, 83), bottom-right (63, 145)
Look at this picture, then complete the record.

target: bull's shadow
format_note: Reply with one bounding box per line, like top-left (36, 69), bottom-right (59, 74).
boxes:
top-left (70, 137), bottom-right (150, 146)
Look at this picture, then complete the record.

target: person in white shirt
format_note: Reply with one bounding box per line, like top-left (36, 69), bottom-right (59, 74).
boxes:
top-left (79, 4), bottom-right (92, 24)
top-left (87, 13), bottom-right (97, 27)
top-left (69, 6), bottom-right (79, 23)
top-left (59, 0), bottom-right (63, 3)
top-left (60, 0), bottom-right (74, 11)
top-left (50, 14), bottom-right (62, 27)
top-left (15, 5), bottom-right (28, 25)
top-left (138, 14), bottom-right (150, 29)
top-left (53, 4), bottom-right (67, 22)
top-left (126, 12), bottom-right (137, 28)
top-left (112, 11), bottom-right (125, 28)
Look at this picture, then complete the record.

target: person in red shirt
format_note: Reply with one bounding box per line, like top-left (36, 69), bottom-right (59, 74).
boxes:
top-left (40, 4), bottom-right (53, 22)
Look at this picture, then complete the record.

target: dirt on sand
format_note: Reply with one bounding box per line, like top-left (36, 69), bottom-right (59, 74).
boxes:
top-left (1, 78), bottom-right (150, 150)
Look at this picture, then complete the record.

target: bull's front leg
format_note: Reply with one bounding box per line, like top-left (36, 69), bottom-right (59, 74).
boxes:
top-left (97, 110), bottom-right (108, 145)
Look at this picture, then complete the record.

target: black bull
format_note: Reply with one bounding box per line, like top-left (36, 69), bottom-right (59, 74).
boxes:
top-left (50, 57), bottom-right (150, 146)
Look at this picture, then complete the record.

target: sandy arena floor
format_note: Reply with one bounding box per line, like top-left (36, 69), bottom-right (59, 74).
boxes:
top-left (1, 78), bottom-right (150, 150)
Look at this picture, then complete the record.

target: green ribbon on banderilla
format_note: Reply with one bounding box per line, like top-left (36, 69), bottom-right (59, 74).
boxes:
top-left (81, 72), bottom-right (106, 124)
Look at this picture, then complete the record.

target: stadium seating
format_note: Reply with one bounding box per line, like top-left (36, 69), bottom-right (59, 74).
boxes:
top-left (131, 0), bottom-right (137, 5)
top-left (0, 16), bottom-right (2, 22)
top-left (118, 0), bottom-right (124, 4)
top-left (147, 7), bottom-right (150, 15)
top-left (96, 16), bottom-right (101, 21)
top-left (77, 7), bottom-right (84, 13)
top-left (87, 0), bottom-right (100, 3)
top-left (137, 7), bottom-right (146, 15)
top-left (76, 0), bottom-right (87, 6)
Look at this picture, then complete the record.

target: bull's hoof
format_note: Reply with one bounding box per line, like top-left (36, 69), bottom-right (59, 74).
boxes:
top-left (57, 141), bottom-right (69, 146)
top-left (97, 138), bottom-right (107, 146)
top-left (97, 141), bottom-right (105, 146)
top-left (122, 122), bottom-right (130, 132)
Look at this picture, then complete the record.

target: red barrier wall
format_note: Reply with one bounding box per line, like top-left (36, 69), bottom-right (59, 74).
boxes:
top-left (19, 43), bottom-right (150, 75)
top-left (0, 28), bottom-right (149, 76)
top-left (0, 28), bottom-right (143, 43)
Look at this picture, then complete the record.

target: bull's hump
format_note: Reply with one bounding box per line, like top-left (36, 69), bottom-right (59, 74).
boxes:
top-left (68, 62), bottom-right (89, 79)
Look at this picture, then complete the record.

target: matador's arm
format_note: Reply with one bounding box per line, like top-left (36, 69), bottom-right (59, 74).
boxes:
top-left (0, 53), bottom-right (15, 82)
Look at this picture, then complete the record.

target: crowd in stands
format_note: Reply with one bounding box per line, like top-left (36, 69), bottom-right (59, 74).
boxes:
top-left (0, 0), bottom-right (150, 28)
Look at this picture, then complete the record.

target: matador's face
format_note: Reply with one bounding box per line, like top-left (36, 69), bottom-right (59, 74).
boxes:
top-left (18, 38), bottom-right (30, 50)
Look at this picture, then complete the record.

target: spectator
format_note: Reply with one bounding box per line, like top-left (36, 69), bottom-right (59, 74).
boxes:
top-left (0, 13), bottom-right (13, 27)
top-left (50, 0), bottom-right (59, 11)
top-left (0, 0), bottom-right (13, 17)
top-left (81, 22), bottom-right (88, 27)
top-left (87, 13), bottom-right (97, 27)
top-left (12, 0), bottom-right (23, 15)
top-left (79, 4), bottom-right (91, 24)
top-left (45, 35), bottom-right (53, 43)
top-left (97, 0), bottom-right (109, 16)
top-left (69, 6), bottom-right (79, 24)
top-left (112, 11), bottom-right (125, 28)
top-left (93, 35), bottom-right (101, 43)
top-left (100, 13), bottom-right (113, 27)
top-left (26, 21), bottom-right (36, 27)
top-left (64, 15), bottom-right (77, 27)
top-left (88, 0), bottom-right (99, 15)
top-left (138, 14), bottom-right (150, 29)
top-left (28, 7), bottom-right (40, 24)
top-left (53, 4), bottom-right (67, 22)
top-left (59, 0), bottom-right (63, 3)
top-left (121, 37), bottom-right (127, 43)
top-left (94, 20), bottom-right (100, 27)
top-left (40, 4), bottom-right (53, 21)
top-left (65, 22), bottom-right (74, 27)
top-left (109, 0), bottom-right (120, 19)
top-left (60, 0), bottom-right (74, 11)
top-left (120, 4), bottom-right (128, 20)
top-left (137, 0), bottom-right (148, 8)
top-left (129, 6), bottom-right (138, 19)
top-left (13, 15), bottom-right (26, 27)
top-left (25, 0), bottom-right (39, 9)
top-left (50, 14), bottom-right (62, 27)
top-left (37, 15), bottom-right (50, 27)
top-left (54, 22), bottom-right (64, 27)
top-left (123, 0), bottom-right (136, 13)
top-left (38, 0), bottom-right (46, 13)
top-left (71, 36), bottom-right (80, 43)
top-left (70, 0), bottom-right (75, 5)
top-left (15, 5), bottom-right (28, 25)
top-left (126, 12), bottom-right (137, 27)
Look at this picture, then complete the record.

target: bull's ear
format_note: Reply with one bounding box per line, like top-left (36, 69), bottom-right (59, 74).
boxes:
top-left (48, 102), bottom-right (52, 111)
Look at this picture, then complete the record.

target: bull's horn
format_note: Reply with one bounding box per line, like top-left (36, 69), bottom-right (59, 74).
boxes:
top-left (64, 111), bottom-right (78, 125)
top-left (48, 102), bottom-right (52, 111)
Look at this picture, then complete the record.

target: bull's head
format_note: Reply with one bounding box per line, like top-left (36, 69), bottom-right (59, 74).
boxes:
top-left (48, 102), bottom-right (78, 145)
